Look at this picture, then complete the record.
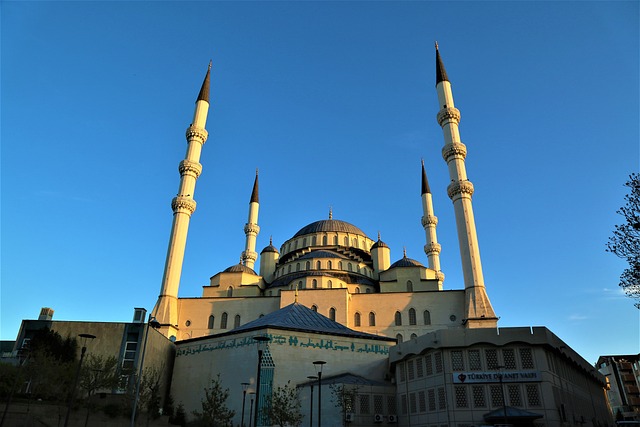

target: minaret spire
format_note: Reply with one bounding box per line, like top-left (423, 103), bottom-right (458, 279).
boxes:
top-left (421, 160), bottom-right (443, 284)
top-left (242, 170), bottom-right (260, 269)
top-left (153, 63), bottom-right (211, 338)
top-left (434, 45), bottom-right (496, 327)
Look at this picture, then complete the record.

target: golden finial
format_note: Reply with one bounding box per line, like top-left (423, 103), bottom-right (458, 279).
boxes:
top-left (208, 60), bottom-right (212, 71)
top-left (256, 168), bottom-right (259, 176)
top-left (378, 231), bottom-right (381, 241)
top-left (294, 283), bottom-right (299, 302)
top-left (435, 41), bottom-right (439, 50)
top-left (329, 206), bottom-right (333, 220)
top-left (403, 247), bottom-right (407, 258)
top-left (269, 235), bottom-right (273, 245)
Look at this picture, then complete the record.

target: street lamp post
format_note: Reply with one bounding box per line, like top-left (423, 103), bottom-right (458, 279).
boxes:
top-left (313, 361), bottom-right (326, 427)
top-left (248, 392), bottom-right (255, 427)
top-left (496, 365), bottom-right (508, 426)
top-left (307, 376), bottom-right (317, 427)
top-left (241, 382), bottom-right (250, 427)
top-left (64, 333), bottom-right (96, 427)
top-left (253, 335), bottom-right (271, 427)
top-left (131, 315), bottom-right (160, 427)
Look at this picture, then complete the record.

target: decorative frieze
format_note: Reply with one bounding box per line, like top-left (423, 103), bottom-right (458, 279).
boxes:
top-left (424, 242), bottom-right (442, 255)
top-left (421, 215), bottom-right (439, 228)
top-left (185, 126), bottom-right (208, 145)
top-left (436, 107), bottom-right (461, 127)
top-left (244, 223), bottom-right (261, 235)
top-left (178, 160), bottom-right (203, 179)
top-left (442, 142), bottom-right (467, 162)
top-left (171, 196), bottom-right (197, 215)
top-left (447, 180), bottom-right (475, 199)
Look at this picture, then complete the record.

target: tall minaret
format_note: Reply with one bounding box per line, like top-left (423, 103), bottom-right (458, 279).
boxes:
top-left (434, 44), bottom-right (497, 327)
top-left (421, 160), bottom-right (444, 282)
top-left (241, 170), bottom-right (260, 270)
top-left (153, 63), bottom-right (211, 338)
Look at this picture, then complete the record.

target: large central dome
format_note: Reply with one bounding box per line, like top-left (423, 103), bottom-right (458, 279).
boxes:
top-left (293, 219), bottom-right (368, 238)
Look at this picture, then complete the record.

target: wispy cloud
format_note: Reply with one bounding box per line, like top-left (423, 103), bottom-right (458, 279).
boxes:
top-left (568, 314), bottom-right (588, 321)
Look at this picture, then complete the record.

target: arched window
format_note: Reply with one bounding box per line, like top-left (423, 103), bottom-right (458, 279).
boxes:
top-left (227, 286), bottom-right (233, 297)
top-left (306, 261), bottom-right (311, 270)
top-left (396, 334), bottom-right (403, 343)
top-left (348, 263), bottom-right (353, 272)
top-left (338, 261), bottom-right (343, 270)
top-left (294, 240), bottom-right (298, 249)
top-left (353, 238), bottom-right (357, 247)
top-left (327, 261), bottom-right (332, 269)
top-left (357, 265), bottom-right (360, 273)
top-left (234, 314), bottom-right (241, 328)
top-left (407, 280), bottom-right (413, 292)
top-left (410, 333), bottom-right (418, 340)
top-left (268, 291), bottom-right (272, 296)
top-left (333, 235), bottom-right (338, 245)
top-left (355, 287), bottom-right (360, 294)
top-left (354, 312), bottom-right (361, 327)
top-left (395, 311), bottom-right (402, 326)
top-left (288, 265), bottom-right (292, 273)
top-left (328, 280), bottom-right (333, 288)
top-left (298, 280), bottom-right (303, 290)
top-left (208, 315), bottom-right (214, 329)
top-left (316, 261), bottom-right (321, 270)
top-left (312, 279), bottom-right (318, 289)
top-left (322, 235), bottom-right (328, 245)
top-left (369, 312), bottom-right (376, 326)
top-left (296, 263), bottom-right (300, 272)
top-left (329, 307), bottom-right (336, 321)
top-left (311, 305), bottom-right (318, 312)
top-left (312, 236), bottom-right (317, 245)
top-left (303, 238), bottom-right (307, 247)
top-left (409, 308), bottom-right (417, 325)
top-left (220, 312), bottom-right (228, 329)
top-left (344, 236), bottom-right (349, 246)
top-left (366, 288), bottom-right (372, 293)
top-left (423, 310), bottom-right (431, 325)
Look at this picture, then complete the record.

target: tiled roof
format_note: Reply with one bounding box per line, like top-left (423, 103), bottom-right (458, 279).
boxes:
top-left (223, 263), bottom-right (257, 274)
top-left (228, 302), bottom-right (389, 340)
top-left (298, 250), bottom-right (349, 260)
top-left (389, 256), bottom-right (424, 269)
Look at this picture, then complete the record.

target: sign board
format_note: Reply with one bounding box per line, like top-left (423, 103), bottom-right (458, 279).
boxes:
top-left (452, 371), bottom-right (541, 384)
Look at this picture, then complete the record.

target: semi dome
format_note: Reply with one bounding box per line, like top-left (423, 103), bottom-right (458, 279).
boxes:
top-left (223, 263), bottom-right (257, 274)
top-left (389, 256), bottom-right (424, 269)
top-left (293, 219), bottom-right (368, 238)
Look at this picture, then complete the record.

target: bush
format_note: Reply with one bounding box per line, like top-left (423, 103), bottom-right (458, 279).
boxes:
top-left (170, 403), bottom-right (186, 426)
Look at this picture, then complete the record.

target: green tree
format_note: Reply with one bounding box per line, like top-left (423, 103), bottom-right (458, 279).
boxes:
top-left (266, 381), bottom-right (303, 427)
top-left (607, 172), bottom-right (640, 308)
top-left (329, 383), bottom-right (360, 427)
top-left (79, 354), bottom-right (119, 426)
top-left (192, 374), bottom-right (235, 426)
top-left (139, 366), bottom-right (163, 426)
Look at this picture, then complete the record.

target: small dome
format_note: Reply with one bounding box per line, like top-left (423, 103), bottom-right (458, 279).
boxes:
top-left (389, 256), bottom-right (424, 269)
top-left (371, 239), bottom-right (389, 249)
top-left (223, 264), bottom-right (257, 274)
top-left (293, 219), bottom-right (368, 238)
top-left (261, 244), bottom-right (279, 254)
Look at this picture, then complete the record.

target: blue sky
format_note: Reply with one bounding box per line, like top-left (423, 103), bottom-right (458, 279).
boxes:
top-left (2, 1), bottom-right (638, 364)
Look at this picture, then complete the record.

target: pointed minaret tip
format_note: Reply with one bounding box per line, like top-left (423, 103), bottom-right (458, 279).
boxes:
top-left (421, 159), bottom-right (431, 195)
top-left (435, 41), bottom-right (449, 86)
top-left (329, 206), bottom-right (333, 220)
top-left (197, 61), bottom-right (212, 103)
top-left (377, 231), bottom-right (381, 241)
top-left (403, 247), bottom-right (407, 258)
top-left (250, 170), bottom-right (259, 203)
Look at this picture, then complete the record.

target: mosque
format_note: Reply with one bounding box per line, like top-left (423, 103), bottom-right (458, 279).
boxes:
top-left (11, 46), bottom-right (613, 426)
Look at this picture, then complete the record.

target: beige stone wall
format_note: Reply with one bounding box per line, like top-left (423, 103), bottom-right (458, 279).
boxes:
top-left (171, 328), bottom-right (395, 425)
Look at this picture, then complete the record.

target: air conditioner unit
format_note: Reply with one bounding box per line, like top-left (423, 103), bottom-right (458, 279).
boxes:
top-left (374, 414), bottom-right (384, 423)
top-left (388, 414), bottom-right (398, 423)
top-left (345, 413), bottom-right (355, 423)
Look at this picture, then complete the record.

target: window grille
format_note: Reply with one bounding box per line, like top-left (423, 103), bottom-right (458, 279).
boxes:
top-left (234, 314), bottom-right (241, 328)
top-left (507, 384), bottom-right (522, 407)
top-left (418, 391), bottom-right (426, 413)
top-left (485, 349), bottom-right (498, 369)
top-left (407, 360), bottom-right (415, 380)
top-left (525, 384), bottom-right (542, 407)
top-left (220, 312), bottom-right (228, 329)
top-left (374, 395), bottom-right (384, 414)
top-left (437, 387), bottom-right (446, 410)
top-left (387, 396), bottom-right (397, 415)
top-left (424, 310), bottom-right (431, 325)
top-left (452, 350), bottom-right (464, 370)
top-left (489, 385), bottom-right (503, 407)
top-left (409, 308), bottom-right (416, 325)
top-left (472, 386), bottom-right (486, 408)
top-left (354, 312), bottom-right (361, 327)
top-left (425, 354), bottom-right (433, 376)
top-left (329, 307), bottom-right (336, 321)
top-left (395, 311), bottom-right (402, 326)
top-left (520, 348), bottom-right (534, 369)
top-left (400, 394), bottom-right (408, 415)
top-left (416, 357), bottom-right (424, 378)
top-left (454, 386), bottom-right (468, 408)
top-left (469, 350), bottom-right (481, 370)
top-left (409, 393), bottom-right (417, 414)
top-left (503, 348), bottom-right (516, 369)
top-left (434, 352), bottom-right (443, 373)
top-left (360, 395), bottom-right (371, 414)
top-left (398, 364), bottom-right (406, 382)
top-left (369, 312), bottom-right (376, 326)
top-left (428, 389), bottom-right (436, 411)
